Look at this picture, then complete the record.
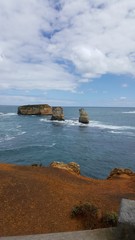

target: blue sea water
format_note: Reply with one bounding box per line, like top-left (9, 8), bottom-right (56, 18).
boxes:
top-left (0, 105), bottom-right (135, 179)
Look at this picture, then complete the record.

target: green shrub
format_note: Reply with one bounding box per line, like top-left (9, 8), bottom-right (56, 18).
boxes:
top-left (102, 211), bottom-right (118, 227)
top-left (71, 202), bottom-right (98, 229)
top-left (71, 202), bottom-right (98, 218)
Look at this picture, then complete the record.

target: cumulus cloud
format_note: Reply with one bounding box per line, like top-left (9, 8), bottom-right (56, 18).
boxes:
top-left (0, 0), bottom-right (135, 95)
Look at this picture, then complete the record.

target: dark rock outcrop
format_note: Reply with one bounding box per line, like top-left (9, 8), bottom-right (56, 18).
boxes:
top-left (17, 104), bottom-right (52, 115)
top-left (50, 161), bottom-right (80, 175)
top-left (51, 107), bottom-right (64, 121)
top-left (79, 108), bottom-right (89, 124)
top-left (107, 168), bottom-right (135, 180)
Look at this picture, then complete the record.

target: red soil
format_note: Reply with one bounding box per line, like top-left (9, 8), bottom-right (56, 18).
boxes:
top-left (0, 163), bottom-right (135, 237)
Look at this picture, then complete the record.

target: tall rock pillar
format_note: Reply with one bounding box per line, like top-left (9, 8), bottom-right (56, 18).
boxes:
top-left (51, 107), bottom-right (64, 121)
top-left (79, 108), bottom-right (89, 124)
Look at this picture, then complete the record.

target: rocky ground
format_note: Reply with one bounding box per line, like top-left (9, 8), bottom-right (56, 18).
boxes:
top-left (0, 163), bottom-right (135, 237)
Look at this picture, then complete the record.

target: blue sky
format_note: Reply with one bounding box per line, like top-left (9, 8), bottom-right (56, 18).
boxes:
top-left (0, 0), bottom-right (135, 106)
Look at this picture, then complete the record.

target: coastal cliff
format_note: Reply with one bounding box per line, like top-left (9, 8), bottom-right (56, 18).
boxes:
top-left (0, 163), bottom-right (135, 237)
top-left (17, 104), bottom-right (52, 115)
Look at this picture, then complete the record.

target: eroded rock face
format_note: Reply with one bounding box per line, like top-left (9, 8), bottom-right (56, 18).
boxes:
top-left (107, 168), bottom-right (135, 179)
top-left (17, 104), bottom-right (52, 115)
top-left (79, 108), bottom-right (89, 124)
top-left (50, 161), bottom-right (80, 175)
top-left (51, 107), bottom-right (64, 121)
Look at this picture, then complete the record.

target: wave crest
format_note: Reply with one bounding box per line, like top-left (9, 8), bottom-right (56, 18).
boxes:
top-left (40, 118), bottom-right (135, 130)
top-left (123, 111), bottom-right (135, 114)
top-left (0, 112), bottom-right (17, 116)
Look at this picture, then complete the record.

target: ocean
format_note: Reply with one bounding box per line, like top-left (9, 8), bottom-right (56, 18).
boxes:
top-left (0, 105), bottom-right (135, 179)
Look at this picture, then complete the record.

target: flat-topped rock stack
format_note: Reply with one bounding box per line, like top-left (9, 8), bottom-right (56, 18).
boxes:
top-left (17, 104), bottom-right (52, 115)
top-left (17, 105), bottom-right (64, 121)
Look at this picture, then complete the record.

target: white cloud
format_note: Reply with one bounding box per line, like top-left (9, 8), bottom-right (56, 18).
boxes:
top-left (0, 0), bottom-right (135, 96)
top-left (0, 94), bottom-right (75, 106)
top-left (0, 57), bottom-right (77, 91)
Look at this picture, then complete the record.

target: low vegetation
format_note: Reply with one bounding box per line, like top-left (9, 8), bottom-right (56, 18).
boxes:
top-left (101, 211), bottom-right (118, 227)
top-left (71, 202), bottom-right (118, 229)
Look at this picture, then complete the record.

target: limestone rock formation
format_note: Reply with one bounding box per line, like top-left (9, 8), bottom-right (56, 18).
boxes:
top-left (107, 168), bottom-right (135, 180)
top-left (50, 161), bottom-right (80, 175)
top-left (79, 108), bottom-right (89, 124)
top-left (51, 107), bottom-right (64, 121)
top-left (17, 104), bottom-right (52, 115)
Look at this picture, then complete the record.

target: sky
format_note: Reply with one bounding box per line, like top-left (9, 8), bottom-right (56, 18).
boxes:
top-left (0, 0), bottom-right (135, 107)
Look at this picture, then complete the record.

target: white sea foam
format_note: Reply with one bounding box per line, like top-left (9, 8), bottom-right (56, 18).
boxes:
top-left (90, 121), bottom-right (135, 130)
top-left (17, 131), bottom-right (26, 136)
top-left (5, 135), bottom-right (15, 141)
top-left (0, 131), bottom-right (26, 143)
top-left (40, 118), bottom-right (135, 131)
top-left (40, 118), bottom-right (86, 126)
top-left (65, 119), bottom-right (82, 126)
top-left (46, 143), bottom-right (56, 147)
top-left (16, 125), bottom-right (21, 128)
top-left (0, 112), bottom-right (17, 116)
top-left (40, 118), bottom-right (50, 122)
top-left (109, 131), bottom-right (122, 134)
top-left (122, 111), bottom-right (135, 114)
top-left (109, 130), bottom-right (135, 137)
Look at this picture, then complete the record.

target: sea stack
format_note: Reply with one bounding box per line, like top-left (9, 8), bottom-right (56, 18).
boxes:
top-left (79, 108), bottom-right (89, 124)
top-left (17, 104), bottom-right (52, 115)
top-left (51, 107), bottom-right (64, 121)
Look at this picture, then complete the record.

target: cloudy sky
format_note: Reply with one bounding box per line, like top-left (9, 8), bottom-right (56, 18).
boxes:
top-left (0, 0), bottom-right (135, 106)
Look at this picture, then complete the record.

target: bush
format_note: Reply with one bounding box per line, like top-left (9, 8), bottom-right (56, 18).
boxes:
top-left (102, 211), bottom-right (118, 227)
top-left (71, 202), bottom-right (98, 217)
top-left (71, 202), bottom-right (98, 229)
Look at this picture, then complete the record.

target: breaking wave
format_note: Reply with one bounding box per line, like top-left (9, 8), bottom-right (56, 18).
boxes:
top-left (90, 121), bottom-right (135, 130)
top-left (122, 111), bottom-right (135, 114)
top-left (40, 118), bottom-right (135, 131)
top-left (0, 135), bottom-right (15, 142)
top-left (0, 112), bottom-right (17, 116)
top-left (109, 130), bottom-right (135, 136)
top-left (0, 131), bottom-right (26, 143)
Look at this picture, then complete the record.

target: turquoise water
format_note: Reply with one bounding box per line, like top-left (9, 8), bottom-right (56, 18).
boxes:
top-left (0, 105), bottom-right (135, 179)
